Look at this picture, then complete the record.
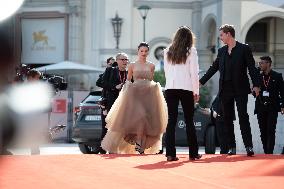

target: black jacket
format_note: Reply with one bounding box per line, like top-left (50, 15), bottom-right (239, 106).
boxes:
top-left (102, 67), bottom-right (122, 91)
top-left (200, 41), bottom-right (261, 95)
top-left (101, 67), bottom-right (127, 108)
top-left (255, 70), bottom-right (284, 113)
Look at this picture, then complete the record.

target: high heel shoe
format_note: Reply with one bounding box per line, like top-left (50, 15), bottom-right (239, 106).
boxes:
top-left (167, 156), bottom-right (179, 161)
top-left (135, 143), bottom-right (144, 154)
top-left (157, 149), bottom-right (163, 154)
top-left (189, 154), bottom-right (202, 160)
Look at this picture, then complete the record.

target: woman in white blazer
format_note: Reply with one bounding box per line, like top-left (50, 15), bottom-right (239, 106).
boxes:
top-left (164, 26), bottom-right (201, 161)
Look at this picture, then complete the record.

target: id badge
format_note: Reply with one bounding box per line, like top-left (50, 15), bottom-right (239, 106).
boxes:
top-left (263, 91), bottom-right (269, 97)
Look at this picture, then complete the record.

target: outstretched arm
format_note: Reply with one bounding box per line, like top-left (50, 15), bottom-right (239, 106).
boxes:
top-left (199, 49), bottom-right (220, 85)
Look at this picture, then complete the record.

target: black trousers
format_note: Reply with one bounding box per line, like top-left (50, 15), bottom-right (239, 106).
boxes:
top-left (221, 94), bottom-right (253, 148)
top-left (106, 95), bottom-right (118, 112)
top-left (103, 92), bottom-right (119, 141)
top-left (99, 92), bottom-right (118, 153)
top-left (215, 118), bottom-right (229, 154)
top-left (100, 113), bottom-right (107, 140)
top-left (165, 89), bottom-right (198, 157)
top-left (257, 110), bottom-right (278, 154)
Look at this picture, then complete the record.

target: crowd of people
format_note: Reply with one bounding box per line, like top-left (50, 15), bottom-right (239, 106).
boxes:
top-left (2, 24), bottom-right (282, 159)
top-left (96, 24), bottom-right (284, 161)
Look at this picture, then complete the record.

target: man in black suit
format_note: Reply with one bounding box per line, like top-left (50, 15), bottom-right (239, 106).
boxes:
top-left (98, 53), bottom-right (128, 153)
top-left (255, 56), bottom-right (284, 154)
top-left (102, 53), bottom-right (128, 112)
top-left (96, 57), bottom-right (115, 154)
top-left (200, 24), bottom-right (261, 156)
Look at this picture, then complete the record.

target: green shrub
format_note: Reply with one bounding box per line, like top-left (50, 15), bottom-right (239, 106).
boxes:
top-left (199, 85), bottom-right (211, 108)
top-left (154, 70), bottom-right (166, 87)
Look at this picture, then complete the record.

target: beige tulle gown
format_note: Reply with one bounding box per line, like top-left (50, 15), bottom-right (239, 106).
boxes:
top-left (101, 62), bottom-right (168, 154)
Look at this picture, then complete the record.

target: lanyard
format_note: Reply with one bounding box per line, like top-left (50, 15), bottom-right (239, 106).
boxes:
top-left (119, 71), bottom-right (126, 83)
top-left (262, 75), bottom-right (270, 90)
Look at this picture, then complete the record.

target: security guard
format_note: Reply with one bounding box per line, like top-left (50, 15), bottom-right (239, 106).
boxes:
top-left (255, 56), bottom-right (284, 154)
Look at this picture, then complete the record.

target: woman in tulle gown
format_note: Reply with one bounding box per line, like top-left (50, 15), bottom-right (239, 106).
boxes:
top-left (101, 42), bottom-right (168, 154)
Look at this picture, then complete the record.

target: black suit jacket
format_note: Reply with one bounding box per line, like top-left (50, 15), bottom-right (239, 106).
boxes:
top-left (102, 67), bottom-right (125, 91)
top-left (101, 67), bottom-right (127, 109)
top-left (200, 41), bottom-right (261, 95)
top-left (255, 70), bottom-right (284, 113)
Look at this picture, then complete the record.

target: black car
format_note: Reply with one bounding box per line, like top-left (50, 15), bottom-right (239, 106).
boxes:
top-left (72, 91), bottom-right (103, 154)
top-left (175, 104), bottom-right (217, 154)
top-left (72, 91), bottom-right (217, 154)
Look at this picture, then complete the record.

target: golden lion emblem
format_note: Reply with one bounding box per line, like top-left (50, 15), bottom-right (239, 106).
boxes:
top-left (33, 30), bottom-right (48, 46)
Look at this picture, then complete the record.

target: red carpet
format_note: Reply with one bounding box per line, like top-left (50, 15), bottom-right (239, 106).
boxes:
top-left (0, 154), bottom-right (283, 189)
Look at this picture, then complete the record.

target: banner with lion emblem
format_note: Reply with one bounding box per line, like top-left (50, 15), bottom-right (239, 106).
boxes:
top-left (21, 18), bottom-right (65, 64)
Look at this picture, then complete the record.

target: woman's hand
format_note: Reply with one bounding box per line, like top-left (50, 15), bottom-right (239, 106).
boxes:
top-left (194, 94), bottom-right (199, 103)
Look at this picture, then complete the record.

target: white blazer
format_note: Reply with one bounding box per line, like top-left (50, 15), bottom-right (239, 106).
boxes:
top-left (164, 46), bottom-right (199, 95)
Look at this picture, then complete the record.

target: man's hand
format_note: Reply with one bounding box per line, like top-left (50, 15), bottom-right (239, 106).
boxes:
top-left (115, 83), bottom-right (123, 90)
top-left (281, 108), bottom-right (284, 115)
top-left (252, 87), bottom-right (260, 97)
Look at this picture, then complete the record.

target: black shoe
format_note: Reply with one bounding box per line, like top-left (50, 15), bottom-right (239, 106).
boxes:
top-left (99, 149), bottom-right (107, 154)
top-left (246, 147), bottom-right (254, 157)
top-left (157, 149), bottom-right (163, 154)
top-left (227, 148), bottom-right (236, 155)
top-left (220, 149), bottom-right (229, 154)
top-left (167, 156), bottom-right (179, 161)
top-left (189, 154), bottom-right (202, 160)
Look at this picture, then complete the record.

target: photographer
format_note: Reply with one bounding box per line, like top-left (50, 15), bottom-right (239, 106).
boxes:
top-left (13, 64), bottom-right (31, 83)
top-left (255, 56), bottom-right (284, 154)
top-left (95, 57), bottom-right (115, 154)
top-left (27, 69), bottom-right (41, 81)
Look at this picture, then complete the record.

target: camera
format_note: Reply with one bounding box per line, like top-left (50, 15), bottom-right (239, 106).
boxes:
top-left (14, 64), bottom-right (30, 82)
top-left (14, 64), bottom-right (68, 92)
top-left (41, 75), bottom-right (67, 92)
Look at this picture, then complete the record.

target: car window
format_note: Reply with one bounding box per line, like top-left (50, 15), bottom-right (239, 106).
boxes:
top-left (82, 95), bottom-right (101, 104)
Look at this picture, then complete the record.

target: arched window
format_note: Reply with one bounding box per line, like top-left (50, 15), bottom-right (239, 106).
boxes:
top-left (245, 22), bottom-right (267, 52)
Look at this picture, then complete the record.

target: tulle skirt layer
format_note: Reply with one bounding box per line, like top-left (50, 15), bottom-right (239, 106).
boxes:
top-left (101, 80), bottom-right (168, 154)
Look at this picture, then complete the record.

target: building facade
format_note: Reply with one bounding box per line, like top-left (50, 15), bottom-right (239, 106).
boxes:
top-left (2, 0), bottom-right (282, 91)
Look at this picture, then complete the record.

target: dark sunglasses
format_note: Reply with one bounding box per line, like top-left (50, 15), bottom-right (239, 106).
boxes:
top-left (119, 58), bottom-right (129, 61)
top-left (258, 61), bottom-right (268, 65)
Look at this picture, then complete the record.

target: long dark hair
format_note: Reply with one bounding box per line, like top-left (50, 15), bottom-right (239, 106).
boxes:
top-left (138, 42), bottom-right (149, 50)
top-left (167, 26), bottom-right (195, 64)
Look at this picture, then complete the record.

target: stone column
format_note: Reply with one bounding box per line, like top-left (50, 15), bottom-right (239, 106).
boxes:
top-left (67, 0), bottom-right (84, 63)
top-left (191, 1), bottom-right (202, 49)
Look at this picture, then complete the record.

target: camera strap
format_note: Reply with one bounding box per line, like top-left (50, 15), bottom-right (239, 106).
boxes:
top-left (262, 75), bottom-right (270, 90)
top-left (119, 71), bottom-right (127, 84)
